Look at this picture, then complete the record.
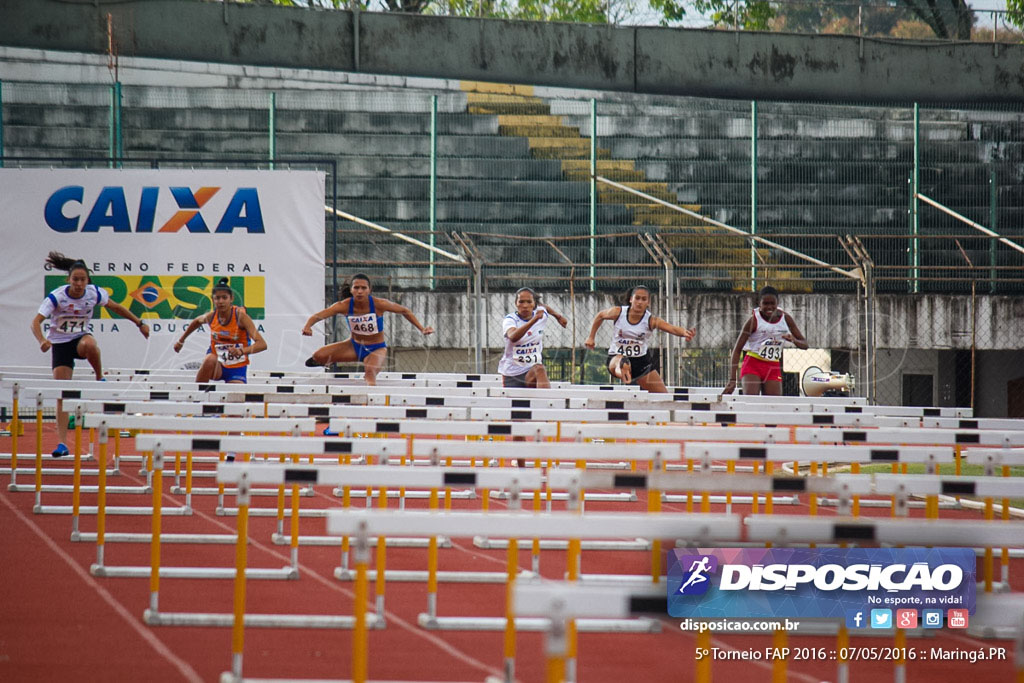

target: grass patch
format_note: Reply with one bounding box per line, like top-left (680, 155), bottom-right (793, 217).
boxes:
top-left (854, 463), bottom-right (1024, 509)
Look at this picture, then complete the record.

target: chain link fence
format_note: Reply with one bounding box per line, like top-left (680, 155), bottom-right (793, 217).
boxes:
top-left (2, 79), bottom-right (1022, 414)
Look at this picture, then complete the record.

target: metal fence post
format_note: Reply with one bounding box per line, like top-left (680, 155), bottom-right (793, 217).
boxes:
top-left (911, 102), bottom-right (920, 293)
top-left (0, 79), bottom-right (4, 168)
top-left (989, 166), bottom-right (997, 293)
top-left (750, 99), bottom-right (758, 293)
top-left (474, 262), bottom-right (483, 373)
top-left (109, 81), bottom-right (123, 168)
top-left (268, 91), bottom-right (276, 170)
top-left (430, 95), bottom-right (438, 291)
top-left (589, 98), bottom-right (597, 292)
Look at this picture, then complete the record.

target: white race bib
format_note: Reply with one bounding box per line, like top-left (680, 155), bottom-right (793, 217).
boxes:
top-left (512, 344), bottom-right (542, 366)
top-left (757, 339), bottom-right (783, 362)
top-left (215, 343), bottom-right (245, 368)
top-left (348, 313), bottom-right (379, 335)
top-left (53, 316), bottom-right (90, 335)
top-left (614, 339), bottom-right (645, 357)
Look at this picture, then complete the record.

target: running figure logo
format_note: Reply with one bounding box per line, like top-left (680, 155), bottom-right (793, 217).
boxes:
top-left (677, 554), bottom-right (718, 595)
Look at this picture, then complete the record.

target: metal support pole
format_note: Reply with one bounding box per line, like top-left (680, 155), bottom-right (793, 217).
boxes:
top-left (990, 167), bottom-right (998, 293)
top-left (474, 264), bottom-right (483, 373)
top-left (589, 98), bottom-right (597, 292)
top-left (665, 261), bottom-right (675, 386)
top-left (911, 103), bottom-right (920, 293)
top-left (331, 161), bottom-right (339, 310)
top-left (865, 265), bottom-right (875, 404)
top-left (750, 99), bottom-right (758, 293)
top-left (0, 79), bottom-right (4, 167)
top-left (109, 82), bottom-right (122, 168)
top-left (268, 91), bottom-right (276, 170)
top-left (430, 95), bottom-right (438, 290)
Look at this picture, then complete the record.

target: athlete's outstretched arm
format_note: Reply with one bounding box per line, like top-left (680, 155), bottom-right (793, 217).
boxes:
top-left (302, 300), bottom-right (349, 336)
top-left (105, 300), bottom-right (150, 338)
top-left (506, 309), bottom-right (545, 343)
top-left (174, 313), bottom-right (213, 353)
top-left (782, 313), bottom-right (808, 349)
top-left (376, 298), bottom-right (434, 335)
top-left (228, 311), bottom-right (268, 359)
top-left (650, 316), bottom-right (696, 341)
top-left (584, 307), bottom-right (619, 349)
top-left (722, 316), bottom-right (756, 395)
top-left (539, 303), bottom-right (568, 328)
top-left (31, 314), bottom-right (51, 352)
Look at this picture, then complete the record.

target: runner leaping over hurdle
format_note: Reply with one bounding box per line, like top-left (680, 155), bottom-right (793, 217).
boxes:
top-left (173, 278), bottom-right (267, 384)
top-left (584, 284), bottom-right (696, 393)
top-left (301, 273), bottom-right (433, 385)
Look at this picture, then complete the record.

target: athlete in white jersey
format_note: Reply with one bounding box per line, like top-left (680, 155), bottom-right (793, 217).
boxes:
top-left (498, 287), bottom-right (567, 388)
top-left (585, 285), bottom-right (696, 393)
top-left (301, 273), bottom-right (433, 386)
top-left (724, 285), bottom-right (807, 396)
top-left (30, 252), bottom-right (150, 457)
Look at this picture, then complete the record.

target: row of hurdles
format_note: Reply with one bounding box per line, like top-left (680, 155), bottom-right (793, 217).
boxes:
top-left (2, 368), bottom-right (1023, 683)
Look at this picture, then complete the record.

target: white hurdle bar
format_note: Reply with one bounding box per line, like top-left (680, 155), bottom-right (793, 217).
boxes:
top-left (323, 507), bottom-right (739, 628)
top-left (746, 515), bottom-right (1023, 547)
top-left (514, 581), bottom-right (666, 683)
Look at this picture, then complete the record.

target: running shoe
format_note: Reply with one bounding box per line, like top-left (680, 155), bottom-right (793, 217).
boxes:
top-left (51, 442), bottom-right (69, 458)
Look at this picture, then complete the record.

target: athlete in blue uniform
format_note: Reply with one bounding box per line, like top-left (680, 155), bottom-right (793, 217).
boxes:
top-left (301, 274), bottom-right (433, 385)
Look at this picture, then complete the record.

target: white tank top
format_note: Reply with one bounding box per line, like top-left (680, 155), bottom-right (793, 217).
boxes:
top-left (608, 306), bottom-right (652, 357)
top-left (742, 308), bottom-right (790, 363)
top-left (498, 310), bottom-right (548, 376)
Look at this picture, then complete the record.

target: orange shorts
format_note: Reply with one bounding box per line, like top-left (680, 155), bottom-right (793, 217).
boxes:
top-left (739, 354), bottom-right (782, 383)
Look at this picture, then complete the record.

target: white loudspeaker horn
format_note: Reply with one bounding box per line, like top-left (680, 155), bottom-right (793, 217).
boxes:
top-left (801, 366), bottom-right (855, 397)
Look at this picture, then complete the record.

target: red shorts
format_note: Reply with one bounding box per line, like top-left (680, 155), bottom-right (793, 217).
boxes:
top-left (739, 354), bottom-right (782, 383)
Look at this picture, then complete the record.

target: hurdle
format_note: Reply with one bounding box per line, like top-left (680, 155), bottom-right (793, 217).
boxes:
top-left (513, 581), bottom-right (666, 683)
top-left (74, 414), bottom-right (317, 541)
top-left (324, 508), bottom-right (740, 683)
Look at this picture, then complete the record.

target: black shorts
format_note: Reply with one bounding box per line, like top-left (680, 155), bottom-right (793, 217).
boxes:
top-left (502, 372), bottom-right (530, 388)
top-left (51, 336), bottom-right (87, 369)
top-left (607, 350), bottom-right (659, 384)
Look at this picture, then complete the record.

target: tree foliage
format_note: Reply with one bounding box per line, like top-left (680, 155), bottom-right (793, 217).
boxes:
top-left (238, 0), bottom-right (1020, 38)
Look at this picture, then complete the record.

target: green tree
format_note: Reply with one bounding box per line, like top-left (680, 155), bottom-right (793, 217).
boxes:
top-left (692, 0), bottom-right (975, 39)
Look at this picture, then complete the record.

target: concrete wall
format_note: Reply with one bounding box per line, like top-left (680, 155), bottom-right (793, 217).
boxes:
top-left (2, 0), bottom-right (1022, 103)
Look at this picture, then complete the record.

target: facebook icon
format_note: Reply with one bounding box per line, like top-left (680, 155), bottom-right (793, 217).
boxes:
top-left (845, 609), bottom-right (866, 629)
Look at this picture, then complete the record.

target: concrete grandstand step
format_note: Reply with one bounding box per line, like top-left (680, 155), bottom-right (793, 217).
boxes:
top-left (332, 156), bottom-right (565, 180)
top-left (562, 113), bottom-right (976, 143)
top-left (335, 178), bottom-right (591, 201)
top-left (337, 199), bottom-right (632, 223)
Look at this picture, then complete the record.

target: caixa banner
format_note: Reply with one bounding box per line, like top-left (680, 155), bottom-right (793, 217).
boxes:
top-left (0, 169), bottom-right (325, 370)
top-left (667, 547), bottom-right (976, 619)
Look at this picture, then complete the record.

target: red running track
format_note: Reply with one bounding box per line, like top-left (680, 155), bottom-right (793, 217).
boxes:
top-left (1, 423), bottom-right (1020, 682)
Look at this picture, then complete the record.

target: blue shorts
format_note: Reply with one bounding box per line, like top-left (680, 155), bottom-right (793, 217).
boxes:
top-left (352, 340), bottom-right (387, 362)
top-left (220, 364), bottom-right (248, 383)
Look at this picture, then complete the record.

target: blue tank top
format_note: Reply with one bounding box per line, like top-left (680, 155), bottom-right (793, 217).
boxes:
top-left (346, 295), bottom-right (384, 335)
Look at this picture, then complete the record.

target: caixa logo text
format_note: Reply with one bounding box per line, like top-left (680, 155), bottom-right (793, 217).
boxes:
top-left (44, 186), bottom-right (265, 233)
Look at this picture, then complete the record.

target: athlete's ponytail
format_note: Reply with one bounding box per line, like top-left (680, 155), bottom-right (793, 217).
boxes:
top-left (46, 251), bottom-right (90, 280)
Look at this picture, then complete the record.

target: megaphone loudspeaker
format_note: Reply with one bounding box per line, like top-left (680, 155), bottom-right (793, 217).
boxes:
top-left (801, 365), bottom-right (855, 397)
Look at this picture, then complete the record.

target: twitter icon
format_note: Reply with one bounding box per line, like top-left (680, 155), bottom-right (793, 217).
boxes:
top-left (870, 609), bottom-right (892, 629)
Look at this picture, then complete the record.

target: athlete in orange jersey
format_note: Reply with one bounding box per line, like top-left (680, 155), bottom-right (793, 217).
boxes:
top-left (174, 278), bottom-right (267, 383)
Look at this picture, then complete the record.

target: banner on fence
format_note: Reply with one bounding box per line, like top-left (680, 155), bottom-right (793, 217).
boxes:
top-left (0, 169), bottom-right (325, 372)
